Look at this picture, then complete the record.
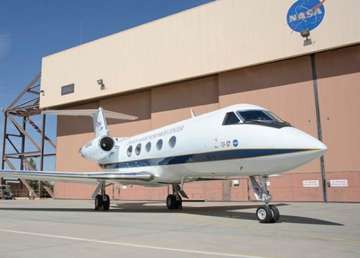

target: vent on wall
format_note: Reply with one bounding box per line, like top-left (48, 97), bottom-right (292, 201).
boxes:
top-left (61, 84), bottom-right (75, 95)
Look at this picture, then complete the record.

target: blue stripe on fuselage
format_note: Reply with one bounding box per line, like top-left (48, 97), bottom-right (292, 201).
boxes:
top-left (100, 148), bottom-right (312, 169)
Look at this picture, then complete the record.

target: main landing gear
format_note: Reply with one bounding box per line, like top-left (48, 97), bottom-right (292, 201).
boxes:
top-left (250, 176), bottom-right (280, 223)
top-left (166, 184), bottom-right (189, 210)
top-left (94, 183), bottom-right (110, 211)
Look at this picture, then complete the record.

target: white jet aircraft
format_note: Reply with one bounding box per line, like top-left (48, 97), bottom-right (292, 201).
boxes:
top-left (0, 104), bottom-right (327, 223)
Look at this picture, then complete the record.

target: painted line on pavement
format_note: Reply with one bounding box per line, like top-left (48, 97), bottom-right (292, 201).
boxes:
top-left (0, 228), bottom-right (269, 258)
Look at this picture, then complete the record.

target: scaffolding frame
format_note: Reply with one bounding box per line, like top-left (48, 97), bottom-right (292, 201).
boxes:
top-left (1, 74), bottom-right (56, 198)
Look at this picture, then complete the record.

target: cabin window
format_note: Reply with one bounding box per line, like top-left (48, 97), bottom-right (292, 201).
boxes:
top-left (127, 145), bottom-right (133, 157)
top-left (145, 142), bottom-right (151, 152)
top-left (135, 143), bottom-right (141, 155)
top-left (222, 112), bottom-right (240, 125)
top-left (156, 139), bottom-right (163, 150)
top-left (169, 136), bottom-right (176, 148)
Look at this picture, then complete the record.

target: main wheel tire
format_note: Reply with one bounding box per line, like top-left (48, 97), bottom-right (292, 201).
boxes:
top-left (269, 205), bottom-right (280, 222)
top-left (95, 194), bottom-right (103, 211)
top-left (166, 194), bottom-right (177, 209)
top-left (256, 206), bottom-right (272, 223)
top-left (175, 196), bottom-right (182, 209)
top-left (103, 194), bottom-right (110, 211)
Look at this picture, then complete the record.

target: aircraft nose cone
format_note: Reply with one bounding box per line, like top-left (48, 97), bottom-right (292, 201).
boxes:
top-left (269, 127), bottom-right (328, 172)
top-left (314, 139), bottom-right (327, 151)
top-left (281, 127), bottom-right (327, 158)
top-left (311, 137), bottom-right (327, 156)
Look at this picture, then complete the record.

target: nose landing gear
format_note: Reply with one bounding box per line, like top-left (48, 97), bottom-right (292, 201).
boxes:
top-left (256, 204), bottom-right (280, 223)
top-left (250, 176), bottom-right (280, 223)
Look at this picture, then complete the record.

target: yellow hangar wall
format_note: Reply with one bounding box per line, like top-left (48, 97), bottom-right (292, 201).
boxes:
top-left (39, 0), bottom-right (360, 109)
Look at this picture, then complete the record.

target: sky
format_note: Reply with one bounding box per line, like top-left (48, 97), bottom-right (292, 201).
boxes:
top-left (0, 0), bottom-right (213, 170)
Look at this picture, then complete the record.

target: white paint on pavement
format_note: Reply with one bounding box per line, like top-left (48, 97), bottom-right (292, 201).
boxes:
top-left (0, 228), bottom-right (269, 258)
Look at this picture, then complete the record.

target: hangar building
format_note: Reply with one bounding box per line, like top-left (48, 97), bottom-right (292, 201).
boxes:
top-left (39, 0), bottom-right (360, 202)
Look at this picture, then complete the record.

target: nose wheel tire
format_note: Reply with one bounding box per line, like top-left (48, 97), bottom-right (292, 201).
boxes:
top-left (166, 194), bottom-right (182, 210)
top-left (95, 194), bottom-right (110, 211)
top-left (256, 205), bottom-right (280, 223)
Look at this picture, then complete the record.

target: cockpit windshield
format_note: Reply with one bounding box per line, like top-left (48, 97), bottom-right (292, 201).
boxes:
top-left (237, 110), bottom-right (274, 123)
top-left (222, 112), bottom-right (240, 125)
top-left (229, 110), bottom-right (290, 128)
top-left (222, 109), bottom-right (290, 128)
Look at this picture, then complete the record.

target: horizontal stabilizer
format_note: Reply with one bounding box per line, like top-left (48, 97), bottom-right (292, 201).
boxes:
top-left (42, 109), bottom-right (138, 121)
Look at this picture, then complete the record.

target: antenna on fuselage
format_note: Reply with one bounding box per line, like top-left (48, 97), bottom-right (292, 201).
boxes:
top-left (190, 109), bottom-right (196, 118)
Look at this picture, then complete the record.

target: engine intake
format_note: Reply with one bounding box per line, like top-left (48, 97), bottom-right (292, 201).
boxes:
top-left (80, 136), bottom-right (115, 162)
top-left (100, 136), bottom-right (114, 151)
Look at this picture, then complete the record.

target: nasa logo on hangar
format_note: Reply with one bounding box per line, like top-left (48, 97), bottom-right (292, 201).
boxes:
top-left (287, 0), bottom-right (326, 43)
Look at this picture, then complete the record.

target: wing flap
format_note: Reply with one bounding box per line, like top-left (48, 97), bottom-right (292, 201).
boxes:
top-left (0, 170), bottom-right (154, 183)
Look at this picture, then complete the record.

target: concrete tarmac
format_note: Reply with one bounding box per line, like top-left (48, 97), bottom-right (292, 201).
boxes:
top-left (0, 200), bottom-right (359, 258)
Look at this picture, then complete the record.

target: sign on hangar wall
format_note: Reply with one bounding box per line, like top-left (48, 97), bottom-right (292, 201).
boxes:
top-left (287, 0), bottom-right (326, 33)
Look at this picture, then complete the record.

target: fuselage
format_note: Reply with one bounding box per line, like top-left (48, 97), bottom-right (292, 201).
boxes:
top-left (93, 104), bottom-right (326, 186)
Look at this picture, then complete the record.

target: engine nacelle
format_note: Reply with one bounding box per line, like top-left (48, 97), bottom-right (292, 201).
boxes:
top-left (80, 136), bottom-right (115, 162)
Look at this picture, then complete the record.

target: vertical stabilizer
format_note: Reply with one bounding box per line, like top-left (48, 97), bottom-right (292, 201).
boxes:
top-left (92, 107), bottom-right (108, 137)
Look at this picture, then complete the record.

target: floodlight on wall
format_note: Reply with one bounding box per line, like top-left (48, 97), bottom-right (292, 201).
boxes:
top-left (40, 90), bottom-right (45, 96)
top-left (300, 30), bottom-right (310, 39)
top-left (97, 79), bottom-right (105, 90)
top-left (300, 30), bottom-right (312, 46)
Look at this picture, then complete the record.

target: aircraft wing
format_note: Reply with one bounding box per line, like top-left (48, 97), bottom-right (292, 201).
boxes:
top-left (0, 170), bottom-right (154, 183)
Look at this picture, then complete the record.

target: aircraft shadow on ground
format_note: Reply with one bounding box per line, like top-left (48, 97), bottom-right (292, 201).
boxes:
top-left (111, 202), bottom-right (343, 226)
top-left (0, 201), bottom-right (343, 226)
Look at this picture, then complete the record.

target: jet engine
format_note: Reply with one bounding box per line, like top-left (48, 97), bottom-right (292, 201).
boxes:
top-left (80, 136), bottom-right (115, 162)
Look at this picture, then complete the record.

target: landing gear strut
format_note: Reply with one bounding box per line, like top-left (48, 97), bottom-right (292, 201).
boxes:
top-left (166, 184), bottom-right (188, 210)
top-left (94, 183), bottom-right (110, 211)
top-left (250, 176), bottom-right (280, 223)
